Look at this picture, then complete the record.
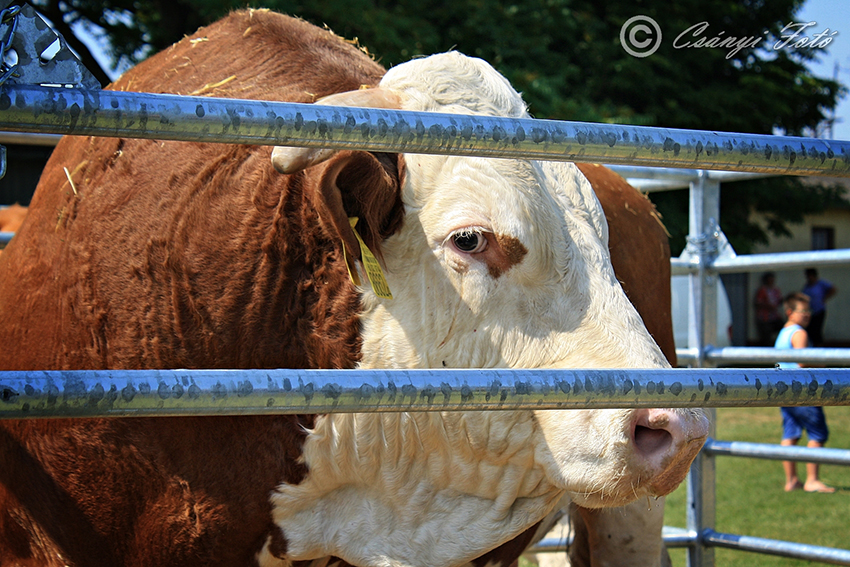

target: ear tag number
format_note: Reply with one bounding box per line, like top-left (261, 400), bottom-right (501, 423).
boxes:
top-left (343, 217), bottom-right (393, 300)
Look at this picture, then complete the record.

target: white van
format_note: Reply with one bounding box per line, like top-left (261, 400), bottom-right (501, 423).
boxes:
top-left (670, 232), bottom-right (735, 352)
top-left (670, 274), bottom-right (733, 350)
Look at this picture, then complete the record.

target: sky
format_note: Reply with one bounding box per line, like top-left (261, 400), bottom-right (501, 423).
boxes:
top-left (798, 0), bottom-right (850, 141)
top-left (74, 0), bottom-right (850, 141)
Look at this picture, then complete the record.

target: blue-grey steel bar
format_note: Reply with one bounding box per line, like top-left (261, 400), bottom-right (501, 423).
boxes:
top-left (684, 172), bottom-right (719, 567)
top-left (1, 368), bottom-right (849, 419)
top-left (527, 527), bottom-right (702, 554)
top-left (607, 165), bottom-right (775, 184)
top-left (0, 130), bottom-right (63, 146)
top-left (526, 537), bottom-right (572, 554)
top-left (528, 528), bottom-right (699, 554)
top-left (704, 439), bottom-right (850, 466)
top-left (671, 249), bottom-right (850, 276)
top-left (675, 346), bottom-right (850, 366)
top-left (2, 84), bottom-right (850, 176)
top-left (703, 530), bottom-right (850, 566)
top-left (0, 230), bottom-right (12, 244)
top-left (529, 527), bottom-right (850, 564)
top-left (662, 527), bottom-right (699, 548)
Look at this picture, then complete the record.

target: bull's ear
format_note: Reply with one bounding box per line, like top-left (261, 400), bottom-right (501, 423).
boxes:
top-left (271, 88), bottom-right (402, 174)
top-left (313, 150), bottom-right (405, 263)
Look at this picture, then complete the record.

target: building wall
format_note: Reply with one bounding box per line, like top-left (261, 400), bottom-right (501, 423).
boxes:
top-left (746, 207), bottom-right (850, 346)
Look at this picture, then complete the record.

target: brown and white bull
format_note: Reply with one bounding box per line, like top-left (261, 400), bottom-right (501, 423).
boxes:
top-left (0, 10), bottom-right (707, 567)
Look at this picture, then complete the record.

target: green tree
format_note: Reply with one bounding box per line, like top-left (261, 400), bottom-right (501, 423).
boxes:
top-left (28, 0), bottom-right (848, 253)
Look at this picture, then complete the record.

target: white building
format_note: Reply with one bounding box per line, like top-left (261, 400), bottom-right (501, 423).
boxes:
top-left (743, 177), bottom-right (850, 347)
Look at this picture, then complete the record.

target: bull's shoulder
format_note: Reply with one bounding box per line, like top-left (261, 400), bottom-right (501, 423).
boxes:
top-left (110, 9), bottom-right (386, 103)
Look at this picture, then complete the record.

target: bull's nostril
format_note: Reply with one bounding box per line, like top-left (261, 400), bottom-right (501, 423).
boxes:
top-left (634, 425), bottom-right (673, 456)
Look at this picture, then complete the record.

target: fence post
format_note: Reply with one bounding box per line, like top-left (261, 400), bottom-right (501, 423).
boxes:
top-left (685, 171), bottom-right (719, 567)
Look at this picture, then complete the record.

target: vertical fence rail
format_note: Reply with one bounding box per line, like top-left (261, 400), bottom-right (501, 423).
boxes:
top-left (674, 167), bottom-right (850, 566)
top-left (685, 172), bottom-right (719, 567)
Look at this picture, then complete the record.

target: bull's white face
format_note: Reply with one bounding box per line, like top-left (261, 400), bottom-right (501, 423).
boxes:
top-left (360, 154), bottom-right (669, 370)
top-left (267, 52), bottom-right (707, 567)
top-left (359, 52), bottom-right (668, 371)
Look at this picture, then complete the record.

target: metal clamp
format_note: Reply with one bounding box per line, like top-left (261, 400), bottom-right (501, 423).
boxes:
top-left (0, 2), bottom-right (99, 89)
top-left (0, 4), bottom-right (21, 86)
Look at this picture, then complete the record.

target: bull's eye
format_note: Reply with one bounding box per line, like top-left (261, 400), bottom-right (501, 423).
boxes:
top-left (451, 230), bottom-right (486, 254)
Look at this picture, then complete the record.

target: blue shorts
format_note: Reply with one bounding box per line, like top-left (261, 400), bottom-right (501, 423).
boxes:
top-left (781, 406), bottom-right (829, 443)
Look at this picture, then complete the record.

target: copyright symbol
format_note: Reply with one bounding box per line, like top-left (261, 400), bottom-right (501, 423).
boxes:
top-left (620, 15), bottom-right (662, 58)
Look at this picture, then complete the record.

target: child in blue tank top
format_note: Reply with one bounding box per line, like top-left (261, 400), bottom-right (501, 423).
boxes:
top-left (775, 292), bottom-right (834, 493)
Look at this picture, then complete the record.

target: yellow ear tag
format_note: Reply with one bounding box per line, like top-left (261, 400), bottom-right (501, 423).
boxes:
top-left (343, 217), bottom-right (393, 300)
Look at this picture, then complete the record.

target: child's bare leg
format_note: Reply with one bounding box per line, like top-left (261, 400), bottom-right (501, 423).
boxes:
top-left (782, 438), bottom-right (803, 491)
top-left (804, 440), bottom-right (835, 493)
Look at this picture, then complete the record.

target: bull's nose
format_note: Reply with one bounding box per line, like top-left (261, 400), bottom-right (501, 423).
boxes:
top-left (631, 408), bottom-right (709, 496)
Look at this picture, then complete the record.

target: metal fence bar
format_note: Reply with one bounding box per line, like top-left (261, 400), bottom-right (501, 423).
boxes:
top-left (703, 530), bottom-right (850, 565)
top-left (712, 248), bottom-right (850, 273)
top-left (687, 413), bottom-right (717, 567)
top-left (0, 130), bottom-right (63, 146)
top-left (2, 368), bottom-right (849, 419)
top-left (663, 526), bottom-right (698, 548)
top-left (527, 527), bottom-right (699, 554)
top-left (527, 537), bottom-right (572, 554)
top-left (671, 248), bottom-right (850, 276)
top-left (676, 346), bottom-right (850, 366)
top-left (709, 346), bottom-right (850, 365)
top-left (607, 165), bottom-right (776, 189)
top-left (686, 173), bottom-right (720, 370)
top-left (704, 439), bottom-right (850, 465)
top-left (3, 84), bottom-right (850, 176)
top-left (684, 169), bottom-right (720, 567)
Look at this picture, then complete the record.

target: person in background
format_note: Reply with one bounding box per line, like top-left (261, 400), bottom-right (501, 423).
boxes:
top-left (754, 271), bottom-right (783, 346)
top-left (802, 268), bottom-right (836, 347)
top-left (775, 292), bottom-right (834, 493)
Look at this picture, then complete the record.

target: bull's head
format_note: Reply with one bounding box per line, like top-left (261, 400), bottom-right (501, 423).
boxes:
top-left (268, 52), bottom-right (707, 567)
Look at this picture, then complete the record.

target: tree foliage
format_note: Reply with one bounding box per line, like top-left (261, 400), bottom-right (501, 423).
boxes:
top-left (27, 0), bottom-right (848, 254)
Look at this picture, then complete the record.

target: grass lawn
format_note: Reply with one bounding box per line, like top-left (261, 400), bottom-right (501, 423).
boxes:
top-left (665, 406), bottom-right (850, 566)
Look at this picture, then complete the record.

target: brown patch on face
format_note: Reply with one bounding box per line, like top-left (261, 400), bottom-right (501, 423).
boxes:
top-left (484, 233), bottom-right (528, 278)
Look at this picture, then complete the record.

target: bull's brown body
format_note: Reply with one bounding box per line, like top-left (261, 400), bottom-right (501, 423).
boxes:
top-left (0, 10), bottom-right (675, 567)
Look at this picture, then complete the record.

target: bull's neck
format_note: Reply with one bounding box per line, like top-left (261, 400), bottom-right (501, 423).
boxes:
top-left (269, 410), bottom-right (563, 567)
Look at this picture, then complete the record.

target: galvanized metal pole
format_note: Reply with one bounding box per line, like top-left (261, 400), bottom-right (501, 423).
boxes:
top-left (685, 171), bottom-right (720, 567)
top-left (686, 171), bottom-right (721, 368)
top-left (1, 368), bottom-right (849, 419)
top-left (703, 531), bottom-right (850, 565)
top-left (704, 346), bottom-right (850, 365)
top-left (3, 84), bottom-right (850, 177)
top-left (672, 248), bottom-right (850, 276)
top-left (687, 440), bottom-right (716, 567)
top-left (704, 439), bottom-right (850, 466)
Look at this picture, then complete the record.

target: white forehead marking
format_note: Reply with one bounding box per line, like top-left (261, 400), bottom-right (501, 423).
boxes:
top-left (382, 51), bottom-right (530, 117)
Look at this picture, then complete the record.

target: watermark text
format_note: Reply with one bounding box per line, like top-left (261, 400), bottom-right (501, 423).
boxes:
top-left (620, 17), bottom-right (838, 59)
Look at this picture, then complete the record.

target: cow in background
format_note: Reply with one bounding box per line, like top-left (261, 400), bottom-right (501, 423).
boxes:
top-left (0, 205), bottom-right (27, 234)
top-left (0, 10), bottom-right (704, 567)
top-left (0, 204), bottom-right (27, 256)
